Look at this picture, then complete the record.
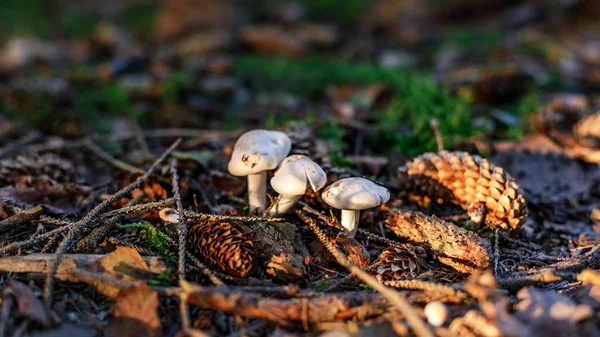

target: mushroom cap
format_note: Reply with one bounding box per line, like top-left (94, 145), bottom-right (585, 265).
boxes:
top-left (271, 155), bottom-right (327, 195)
top-left (321, 177), bottom-right (390, 210)
top-left (228, 129), bottom-right (291, 176)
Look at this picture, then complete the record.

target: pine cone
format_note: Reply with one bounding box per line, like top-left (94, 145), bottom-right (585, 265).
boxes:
top-left (370, 246), bottom-right (421, 281)
top-left (386, 210), bottom-right (491, 273)
top-left (188, 219), bottom-right (254, 277)
top-left (396, 151), bottom-right (527, 230)
top-left (574, 112), bottom-right (600, 139)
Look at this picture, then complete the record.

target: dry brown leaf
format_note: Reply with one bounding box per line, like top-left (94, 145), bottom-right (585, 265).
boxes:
top-left (96, 246), bottom-right (153, 297)
top-left (106, 284), bottom-right (161, 337)
top-left (7, 279), bottom-right (51, 328)
top-left (0, 176), bottom-right (91, 212)
top-left (515, 288), bottom-right (597, 337)
top-left (491, 151), bottom-right (597, 205)
top-left (240, 25), bottom-right (305, 57)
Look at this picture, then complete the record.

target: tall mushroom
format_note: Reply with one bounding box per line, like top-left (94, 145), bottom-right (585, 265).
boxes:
top-left (321, 177), bottom-right (390, 237)
top-left (269, 155), bottom-right (327, 216)
top-left (228, 129), bottom-right (291, 214)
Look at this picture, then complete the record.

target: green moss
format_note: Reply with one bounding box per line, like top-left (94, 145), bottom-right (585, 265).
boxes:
top-left (503, 91), bottom-right (539, 140)
top-left (118, 222), bottom-right (176, 261)
top-left (301, 0), bottom-right (371, 21)
top-left (235, 54), bottom-right (479, 156)
top-left (118, 3), bottom-right (157, 36)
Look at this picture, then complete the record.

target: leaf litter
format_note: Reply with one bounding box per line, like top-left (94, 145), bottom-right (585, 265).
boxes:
top-left (1, 0), bottom-right (600, 336)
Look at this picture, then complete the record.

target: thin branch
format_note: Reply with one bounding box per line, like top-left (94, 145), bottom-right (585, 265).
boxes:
top-left (185, 252), bottom-right (224, 286)
top-left (42, 139), bottom-right (181, 307)
top-left (170, 158), bottom-right (190, 329)
top-left (383, 280), bottom-right (468, 301)
top-left (296, 211), bottom-right (433, 337)
top-left (85, 139), bottom-right (144, 174)
top-left (0, 131), bottom-right (41, 158)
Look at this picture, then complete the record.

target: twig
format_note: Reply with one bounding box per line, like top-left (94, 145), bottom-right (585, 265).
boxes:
top-left (0, 253), bottom-right (168, 279)
top-left (75, 194), bottom-right (147, 253)
top-left (493, 229), bottom-right (500, 276)
top-left (383, 280), bottom-right (468, 301)
top-left (182, 281), bottom-right (390, 323)
top-left (430, 118), bottom-right (444, 152)
top-left (190, 179), bottom-right (216, 213)
top-left (185, 252), bottom-right (224, 286)
top-left (43, 139), bottom-right (181, 307)
top-left (170, 159), bottom-right (190, 329)
top-left (85, 140), bottom-right (144, 174)
top-left (296, 211), bottom-right (433, 337)
top-left (99, 199), bottom-right (176, 219)
top-left (297, 201), bottom-right (407, 249)
top-left (132, 120), bottom-right (154, 160)
top-left (0, 130), bottom-right (41, 158)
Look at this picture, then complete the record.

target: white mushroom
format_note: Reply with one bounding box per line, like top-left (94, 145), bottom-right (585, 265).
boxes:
top-left (424, 301), bottom-right (448, 327)
top-left (228, 129), bottom-right (291, 214)
top-left (321, 177), bottom-right (389, 238)
top-left (269, 155), bottom-right (327, 216)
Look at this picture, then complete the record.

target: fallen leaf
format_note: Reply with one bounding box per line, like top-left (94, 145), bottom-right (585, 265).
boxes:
top-left (106, 284), bottom-right (161, 337)
top-left (515, 287), bottom-right (596, 337)
top-left (8, 279), bottom-right (51, 328)
top-left (240, 25), bottom-right (305, 57)
top-left (95, 246), bottom-right (154, 297)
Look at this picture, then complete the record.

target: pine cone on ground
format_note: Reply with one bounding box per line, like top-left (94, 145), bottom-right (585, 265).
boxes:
top-left (574, 112), bottom-right (600, 139)
top-left (386, 210), bottom-right (491, 273)
top-left (396, 151), bottom-right (527, 230)
top-left (188, 219), bottom-right (254, 277)
top-left (370, 246), bottom-right (421, 281)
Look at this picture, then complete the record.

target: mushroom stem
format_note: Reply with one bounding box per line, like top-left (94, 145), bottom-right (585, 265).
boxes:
top-left (269, 194), bottom-right (301, 217)
top-left (247, 172), bottom-right (267, 215)
top-left (340, 210), bottom-right (361, 238)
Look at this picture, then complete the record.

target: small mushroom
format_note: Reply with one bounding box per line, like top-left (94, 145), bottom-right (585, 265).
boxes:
top-left (424, 301), bottom-right (448, 327)
top-left (228, 129), bottom-right (291, 214)
top-left (321, 177), bottom-right (389, 237)
top-left (269, 155), bottom-right (327, 216)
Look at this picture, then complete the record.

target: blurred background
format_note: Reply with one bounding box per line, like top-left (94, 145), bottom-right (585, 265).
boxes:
top-left (1, 0), bottom-right (599, 157)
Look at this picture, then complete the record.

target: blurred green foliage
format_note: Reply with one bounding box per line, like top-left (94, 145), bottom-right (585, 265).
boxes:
top-left (235, 54), bottom-right (480, 156)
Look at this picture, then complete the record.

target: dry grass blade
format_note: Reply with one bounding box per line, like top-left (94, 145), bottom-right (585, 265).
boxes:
top-left (42, 139), bottom-right (182, 307)
top-left (296, 211), bottom-right (433, 337)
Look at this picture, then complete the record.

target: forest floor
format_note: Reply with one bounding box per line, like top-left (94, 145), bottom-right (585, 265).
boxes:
top-left (1, 0), bottom-right (600, 336)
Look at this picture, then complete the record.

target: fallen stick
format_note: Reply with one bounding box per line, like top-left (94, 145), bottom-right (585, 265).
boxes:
top-left (296, 211), bottom-right (434, 337)
top-left (182, 281), bottom-right (389, 323)
top-left (0, 254), bottom-right (168, 282)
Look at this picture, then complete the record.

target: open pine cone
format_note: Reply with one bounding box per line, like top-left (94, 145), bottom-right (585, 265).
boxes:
top-left (369, 246), bottom-right (421, 281)
top-left (574, 112), bottom-right (600, 139)
top-left (188, 219), bottom-right (255, 277)
top-left (396, 151), bottom-right (527, 230)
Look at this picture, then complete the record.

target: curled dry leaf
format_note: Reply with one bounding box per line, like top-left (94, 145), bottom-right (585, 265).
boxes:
top-left (7, 279), bottom-right (51, 328)
top-left (106, 284), bottom-right (161, 337)
top-left (386, 209), bottom-right (491, 273)
top-left (332, 236), bottom-right (370, 270)
top-left (266, 249), bottom-right (307, 283)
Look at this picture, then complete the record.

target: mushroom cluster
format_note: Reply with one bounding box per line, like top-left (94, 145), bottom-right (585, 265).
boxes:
top-left (228, 129), bottom-right (389, 237)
